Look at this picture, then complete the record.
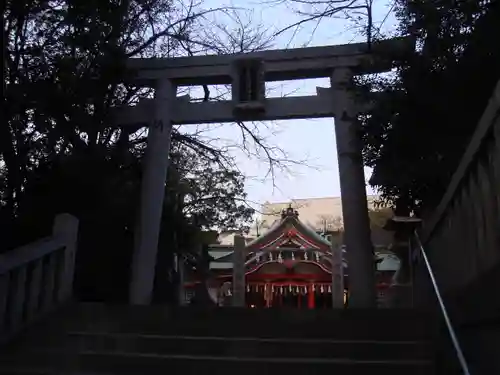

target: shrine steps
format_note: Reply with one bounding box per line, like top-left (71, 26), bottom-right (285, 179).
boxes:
top-left (1, 353), bottom-right (433, 375)
top-left (0, 303), bottom-right (437, 374)
top-left (57, 303), bottom-right (436, 340)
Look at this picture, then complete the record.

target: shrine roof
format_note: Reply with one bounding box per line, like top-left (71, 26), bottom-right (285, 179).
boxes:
top-left (245, 205), bottom-right (331, 251)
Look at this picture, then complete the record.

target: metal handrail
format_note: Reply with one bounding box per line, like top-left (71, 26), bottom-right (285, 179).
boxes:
top-left (413, 231), bottom-right (471, 375)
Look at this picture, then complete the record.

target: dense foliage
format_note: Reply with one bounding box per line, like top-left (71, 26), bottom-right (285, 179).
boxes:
top-left (279, 0), bottom-right (498, 214)
top-left (359, 0), bottom-right (499, 214)
top-left (1, 0), bottom-right (259, 302)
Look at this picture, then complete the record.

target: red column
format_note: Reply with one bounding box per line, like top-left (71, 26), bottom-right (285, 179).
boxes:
top-left (265, 283), bottom-right (270, 308)
top-left (308, 284), bottom-right (315, 309)
top-left (294, 285), bottom-right (300, 309)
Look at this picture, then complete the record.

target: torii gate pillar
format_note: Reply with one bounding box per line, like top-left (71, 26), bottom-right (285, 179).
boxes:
top-left (331, 68), bottom-right (376, 308)
top-left (129, 79), bottom-right (176, 305)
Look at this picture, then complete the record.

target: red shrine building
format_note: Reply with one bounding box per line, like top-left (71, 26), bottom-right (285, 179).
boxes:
top-left (183, 206), bottom-right (399, 308)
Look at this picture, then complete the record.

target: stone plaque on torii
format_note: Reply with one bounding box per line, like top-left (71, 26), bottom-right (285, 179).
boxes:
top-left (114, 37), bottom-right (413, 308)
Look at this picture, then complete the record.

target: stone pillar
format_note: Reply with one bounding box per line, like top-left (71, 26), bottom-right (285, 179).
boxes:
top-left (129, 79), bottom-right (176, 305)
top-left (177, 254), bottom-right (186, 306)
top-left (331, 243), bottom-right (344, 308)
top-left (330, 68), bottom-right (376, 308)
top-left (232, 235), bottom-right (246, 307)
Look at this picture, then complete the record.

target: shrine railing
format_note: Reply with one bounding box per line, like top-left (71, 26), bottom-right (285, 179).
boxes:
top-left (411, 81), bottom-right (499, 375)
top-left (0, 214), bottom-right (78, 344)
top-left (416, 80), bottom-right (499, 298)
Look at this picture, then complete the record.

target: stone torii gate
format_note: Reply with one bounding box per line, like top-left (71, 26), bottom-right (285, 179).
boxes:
top-left (113, 37), bottom-right (412, 308)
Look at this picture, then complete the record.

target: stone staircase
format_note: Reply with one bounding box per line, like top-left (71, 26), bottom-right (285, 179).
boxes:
top-left (0, 303), bottom-right (437, 374)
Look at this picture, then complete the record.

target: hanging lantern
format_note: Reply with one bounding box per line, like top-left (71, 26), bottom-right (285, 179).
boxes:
top-left (289, 284), bottom-right (292, 292)
top-left (304, 251), bottom-right (308, 260)
top-left (271, 285), bottom-right (275, 292)
top-left (320, 285), bottom-right (324, 293)
top-left (328, 285), bottom-right (332, 293)
top-left (269, 253), bottom-right (273, 261)
top-left (312, 284), bottom-right (315, 292)
top-left (247, 285), bottom-right (250, 292)
top-left (264, 284), bottom-right (267, 292)
top-left (278, 252), bottom-right (283, 263)
top-left (291, 252), bottom-right (295, 261)
top-left (280, 286), bottom-right (284, 294)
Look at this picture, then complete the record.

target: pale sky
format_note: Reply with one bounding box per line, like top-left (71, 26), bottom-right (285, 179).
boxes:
top-left (183, 0), bottom-right (398, 210)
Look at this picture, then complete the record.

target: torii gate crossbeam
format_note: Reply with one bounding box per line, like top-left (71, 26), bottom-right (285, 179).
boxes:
top-left (125, 37), bottom-right (410, 85)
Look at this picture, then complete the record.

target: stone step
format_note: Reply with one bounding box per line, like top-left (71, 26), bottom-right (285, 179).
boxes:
top-left (107, 321), bottom-right (430, 341)
top-left (0, 370), bottom-right (55, 375)
top-left (56, 332), bottom-right (434, 361)
top-left (60, 304), bottom-right (435, 341)
top-left (0, 303), bottom-right (438, 375)
top-left (0, 350), bottom-right (434, 375)
top-left (72, 303), bottom-right (433, 323)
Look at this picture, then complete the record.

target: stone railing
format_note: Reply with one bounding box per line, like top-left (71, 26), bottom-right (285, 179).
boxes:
top-left (414, 81), bottom-right (499, 302)
top-left (411, 80), bottom-right (499, 375)
top-left (0, 214), bottom-right (78, 344)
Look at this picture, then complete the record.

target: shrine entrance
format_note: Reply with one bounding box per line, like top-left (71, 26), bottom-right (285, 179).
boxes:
top-left (246, 283), bottom-right (335, 309)
top-left (113, 37), bottom-right (413, 308)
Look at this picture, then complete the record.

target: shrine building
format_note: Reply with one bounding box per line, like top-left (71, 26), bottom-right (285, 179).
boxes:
top-left (183, 206), bottom-right (400, 308)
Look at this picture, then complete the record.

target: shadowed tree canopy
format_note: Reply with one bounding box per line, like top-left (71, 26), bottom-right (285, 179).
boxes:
top-left (168, 146), bottom-right (255, 233)
top-left (278, 0), bottom-right (499, 214)
top-left (357, 0), bottom-right (500, 214)
top-left (1, 0), bottom-right (270, 302)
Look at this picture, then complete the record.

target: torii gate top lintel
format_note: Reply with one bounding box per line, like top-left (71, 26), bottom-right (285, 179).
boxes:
top-left (112, 36), bottom-right (413, 126)
top-left (126, 36), bottom-right (413, 86)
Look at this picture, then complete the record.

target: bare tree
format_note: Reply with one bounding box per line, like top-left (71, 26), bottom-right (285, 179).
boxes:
top-left (316, 214), bottom-right (343, 232)
top-left (126, 5), bottom-right (313, 195)
top-left (3, 0), bottom-right (318, 216)
top-left (269, 0), bottom-right (386, 47)
top-left (253, 218), bottom-right (270, 236)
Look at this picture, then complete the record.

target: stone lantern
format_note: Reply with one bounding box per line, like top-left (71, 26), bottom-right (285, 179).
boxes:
top-left (383, 207), bottom-right (422, 307)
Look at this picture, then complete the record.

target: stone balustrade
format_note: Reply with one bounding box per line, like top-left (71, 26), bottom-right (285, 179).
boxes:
top-left (0, 214), bottom-right (78, 344)
top-left (412, 79), bottom-right (500, 375)
top-left (415, 81), bottom-right (499, 304)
